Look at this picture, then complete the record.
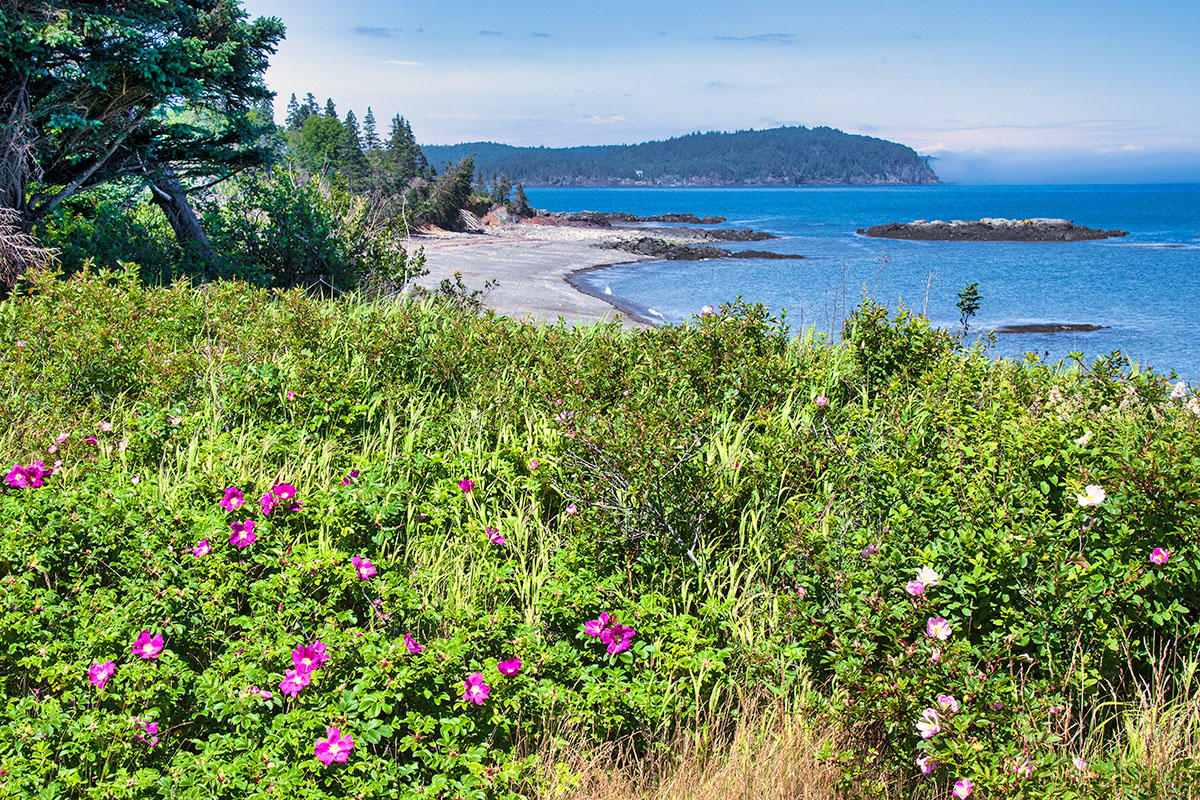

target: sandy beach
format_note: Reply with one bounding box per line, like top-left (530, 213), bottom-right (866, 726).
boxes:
top-left (401, 223), bottom-right (659, 326)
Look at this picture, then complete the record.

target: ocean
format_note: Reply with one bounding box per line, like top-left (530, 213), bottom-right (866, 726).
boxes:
top-left (526, 185), bottom-right (1200, 380)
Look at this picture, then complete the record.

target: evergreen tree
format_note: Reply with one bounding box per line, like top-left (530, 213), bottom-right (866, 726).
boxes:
top-left (324, 98), bottom-right (337, 120)
top-left (285, 93), bottom-right (306, 131)
top-left (416, 156), bottom-right (475, 229)
top-left (337, 110), bottom-right (368, 187)
top-left (362, 107), bottom-right (380, 151)
top-left (508, 184), bottom-right (532, 217)
top-left (0, 0), bottom-right (285, 274)
top-left (385, 114), bottom-right (424, 189)
top-left (490, 174), bottom-right (512, 205)
top-left (303, 93), bottom-right (321, 118)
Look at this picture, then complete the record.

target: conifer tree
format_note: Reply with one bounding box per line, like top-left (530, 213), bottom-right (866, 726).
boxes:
top-left (324, 98), bottom-right (338, 120)
top-left (337, 110), bottom-right (369, 188)
top-left (285, 93), bottom-right (305, 131)
top-left (363, 108), bottom-right (380, 151)
top-left (0, 0), bottom-right (285, 274)
top-left (303, 93), bottom-right (321, 118)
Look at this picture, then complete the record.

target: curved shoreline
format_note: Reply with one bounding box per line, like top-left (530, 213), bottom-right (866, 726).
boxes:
top-left (564, 262), bottom-right (667, 326)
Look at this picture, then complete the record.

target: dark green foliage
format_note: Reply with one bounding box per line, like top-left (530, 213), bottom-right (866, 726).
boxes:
top-left (415, 157), bottom-right (475, 229)
top-left (0, 0), bottom-right (286, 227)
top-left (197, 167), bottom-right (421, 291)
top-left (293, 115), bottom-right (346, 173)
top-left (337, 111), bottom-right (369, 189)
top-left (507, 184), bottom-right (532, 218)
top-left (362, 108), bottom-right (380, 151)
top-left (421, 126), bottom-right (942, 187)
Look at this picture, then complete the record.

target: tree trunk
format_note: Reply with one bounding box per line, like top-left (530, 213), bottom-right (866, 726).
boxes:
top-left (147, 172), bottom-right (219, 269)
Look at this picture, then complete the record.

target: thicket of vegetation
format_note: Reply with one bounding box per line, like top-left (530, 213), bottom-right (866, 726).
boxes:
top-left (0, 3), bottom-right (529, 298)
top-left (422, 126), bottom-right (942, 187)
top-left (1, 269), bottom-right (1198, 799)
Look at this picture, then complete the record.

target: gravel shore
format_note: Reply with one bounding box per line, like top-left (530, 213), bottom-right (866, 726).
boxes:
top-left (401, 223), bottom-right (658, 327)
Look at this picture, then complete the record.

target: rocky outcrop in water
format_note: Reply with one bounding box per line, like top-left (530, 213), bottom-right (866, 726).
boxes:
top-left (601, 237), bottom-right (802, 261)
top-left (858, 218), bottom-right (1128, 242)
top-left (994, 323), bottom-right (1109, 334)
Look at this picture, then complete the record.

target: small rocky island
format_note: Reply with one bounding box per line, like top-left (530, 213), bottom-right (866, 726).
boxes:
top-left (858, 218), bottom-right (1128, 242)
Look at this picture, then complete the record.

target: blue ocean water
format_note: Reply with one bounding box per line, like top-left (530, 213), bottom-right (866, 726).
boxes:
top-left (527, 185), bottom-right (1200, 379)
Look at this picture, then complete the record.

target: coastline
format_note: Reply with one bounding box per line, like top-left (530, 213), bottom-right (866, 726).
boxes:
top-left (401, 221), bottom-right (714, 327)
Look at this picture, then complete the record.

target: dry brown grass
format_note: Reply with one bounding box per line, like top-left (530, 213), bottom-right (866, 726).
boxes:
top-left (526, 706), bottom-right (844, 800)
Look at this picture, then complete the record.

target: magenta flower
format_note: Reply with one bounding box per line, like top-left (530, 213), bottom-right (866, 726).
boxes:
top-left (192, 539), bottom-right (211, 557)
top-left (341, 469), bottom-right (359, 486)
top-left (815, 395), bottom-right (829, 407)
top-left (936, 694), bottom-right (960, 713)
top-left (462, 672), bottom-right (491, 705)
top-left (498, 658), bottom-right (522, 676)
top-left (135, 719), bottom-right (160, 747)
top-left (130, 630), bottom-right (164, 660)
top-left (260, 491), bottom-right (276, 516)
top-left (404, 634), bottom-right (424, 654)
top-left (528, 459), bottom-right (539, 470)
top-left (314, 726), bottom-right (354, 764)
top-left (458, 478), bottom-right (475, 493)
top-left (916, 755), bottom-right (938, 775)
top-left (249, 685), bottom-right (273, 699)
top-left (487, 527), bottom-right (505, 545)
top-left (272, 483), bottom-right (297, 502)
top-left (6, 463), bottom-right (28, 488)
top-left (701, 304), bottom-right (716, 315)
top-left (351, 555), bottom-right (377, 580)
top-left (287, 390), bottom-right (296, 401)
top-left (584, 612), bottom-right (611, 637)
top-left (219, 486), bottom-right (245, 511)
top-left (99, 421), bottom-right (112, 433)
top-left (279, 668), bottom-right (311, 698)
top-left (565, 504), bottom-right (577, 515)
top-left (1150, 547), bottom-right (1170, 565)
top-left (926, 617), bottom-right (953, 641)
top-left (915, 708), bottom-right (942, 739)
top-left (229, 519), bottom-right (256, 548)
top-left (602, 623), bottom-right (637, 655)
top-left (88, 661), bottom-right (116, 689)
top-left (292, 641), bottom-right (330, 673)
top-left (952, 778), bottom-right (973, 798)
top-left (906, 580), bottom-right (927, 596)
top-left (1013, 757), bottom-right (1033, 778)
top-left (861, 542), bottom-right (878, 556)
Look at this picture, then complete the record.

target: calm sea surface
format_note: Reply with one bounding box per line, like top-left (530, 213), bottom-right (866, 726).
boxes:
top-left (527, 185), bottom-right (1200, 379)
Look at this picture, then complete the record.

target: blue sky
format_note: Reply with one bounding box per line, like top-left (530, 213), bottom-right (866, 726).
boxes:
top-left (243, 0), bottom-right (1200, 183)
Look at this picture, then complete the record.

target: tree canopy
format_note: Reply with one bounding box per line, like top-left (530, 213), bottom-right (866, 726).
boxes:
top-left (0, 0), bottom-right (285, 259)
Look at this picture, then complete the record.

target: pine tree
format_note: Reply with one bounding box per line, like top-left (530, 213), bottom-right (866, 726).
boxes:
top-left (303, 93), bottom-right (321, 118)
top-left (324, 98), bottom-right (337, 120)
top-left (508, 183), bottom-right (532, 217)
top-left (337, 110), bottom-right (368, 187)
top-left (362, 107), bottom-right (380, 151)
top-left (285, 93), bottom-right (305, 131)
top-left (0, 0), bottom-right (284, 274)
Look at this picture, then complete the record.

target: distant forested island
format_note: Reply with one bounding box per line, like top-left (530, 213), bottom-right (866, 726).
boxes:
top-left (421, 126), bottom-right (940, 187)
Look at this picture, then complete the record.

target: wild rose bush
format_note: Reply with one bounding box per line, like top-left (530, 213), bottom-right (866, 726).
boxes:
top-left (1, 269), bottom-right (1198, 798)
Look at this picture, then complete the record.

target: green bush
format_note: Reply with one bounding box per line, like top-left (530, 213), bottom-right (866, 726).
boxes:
top-left (1, 274), bottom-right (1197, 798)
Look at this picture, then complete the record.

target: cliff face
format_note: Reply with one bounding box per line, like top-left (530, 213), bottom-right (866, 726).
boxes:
top-left (423, 126), bottom-right (940, 187)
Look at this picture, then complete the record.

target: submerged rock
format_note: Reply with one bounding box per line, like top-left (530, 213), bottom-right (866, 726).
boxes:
top-left (994, 323), bottom-right (1110, 334)
top-left (858, 218), bottom-right (1128, 242)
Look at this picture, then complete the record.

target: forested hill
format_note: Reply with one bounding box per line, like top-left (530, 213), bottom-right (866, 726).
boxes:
top-left (421, 126), bottom-right (940, 187)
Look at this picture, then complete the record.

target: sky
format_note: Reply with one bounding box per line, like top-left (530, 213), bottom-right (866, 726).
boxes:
top-left (242, 0), bottom-right (1200, 183)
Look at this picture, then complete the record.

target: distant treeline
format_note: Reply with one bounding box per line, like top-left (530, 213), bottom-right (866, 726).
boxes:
top-left (421, 126), bottom-right (941, 187)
